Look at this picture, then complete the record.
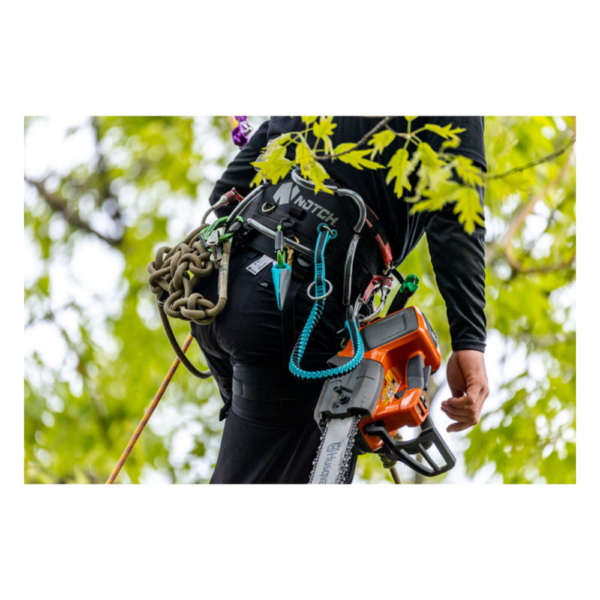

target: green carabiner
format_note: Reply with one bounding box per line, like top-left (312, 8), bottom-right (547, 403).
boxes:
top-left (275, 224), bottom-right (287, 267)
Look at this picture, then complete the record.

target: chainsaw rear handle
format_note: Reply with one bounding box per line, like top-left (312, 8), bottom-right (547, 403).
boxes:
top-left (364, 421), bottom-right (456, 477)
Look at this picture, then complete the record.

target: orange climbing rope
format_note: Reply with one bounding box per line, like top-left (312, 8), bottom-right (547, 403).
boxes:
top-left (106, 333), bottom-right (194, 484)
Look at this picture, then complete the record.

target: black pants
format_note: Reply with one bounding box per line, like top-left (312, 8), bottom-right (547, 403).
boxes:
top-left (191, 246), bottom-right (347, 483)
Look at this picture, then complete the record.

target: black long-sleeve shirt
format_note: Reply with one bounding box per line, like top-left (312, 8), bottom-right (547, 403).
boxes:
top-left (209, 117), bottom-right (487, 353)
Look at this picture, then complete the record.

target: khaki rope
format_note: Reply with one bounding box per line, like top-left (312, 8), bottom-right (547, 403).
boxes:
top-left (106, 333), bottom-right (195, 484)
top-left (147, 208), bottom-right (234, 379)
top-left (147, 227), bottom-right (224, 326)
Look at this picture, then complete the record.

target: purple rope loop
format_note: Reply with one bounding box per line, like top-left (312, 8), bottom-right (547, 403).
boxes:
top-left (231, 116), bottom-right (252, 148)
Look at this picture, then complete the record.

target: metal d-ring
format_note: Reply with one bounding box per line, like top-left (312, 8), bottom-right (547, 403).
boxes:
top-left (306, 279), bottom-right (333, 301)
top-left (261, 202), bottom-right (276, 213)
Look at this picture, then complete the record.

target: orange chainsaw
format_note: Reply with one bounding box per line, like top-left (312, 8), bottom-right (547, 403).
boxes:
top-left (309, 294), bottom-right (456, 484)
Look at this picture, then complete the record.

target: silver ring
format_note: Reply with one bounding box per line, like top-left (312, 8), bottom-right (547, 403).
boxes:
top-left (306, 280), bottom-right (333, 301)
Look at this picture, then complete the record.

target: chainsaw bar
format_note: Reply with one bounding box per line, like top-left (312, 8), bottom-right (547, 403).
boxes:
top-left (309, 416), bottom-right (360, 484)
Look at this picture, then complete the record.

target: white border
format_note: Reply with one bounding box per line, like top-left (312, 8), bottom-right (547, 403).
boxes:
top-left (4, 2), bottom-right (596, 599)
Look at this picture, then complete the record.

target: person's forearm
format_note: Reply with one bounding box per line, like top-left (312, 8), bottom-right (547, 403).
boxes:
top-left (425, 186), bottom-right (487, 352)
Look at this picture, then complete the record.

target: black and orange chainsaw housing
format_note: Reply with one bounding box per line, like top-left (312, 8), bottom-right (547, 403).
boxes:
top-left (314, 306), bottom-right (456, 477)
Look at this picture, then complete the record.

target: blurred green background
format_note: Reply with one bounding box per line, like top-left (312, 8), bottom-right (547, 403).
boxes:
top-left (23, 116), bottom-right (576, 484)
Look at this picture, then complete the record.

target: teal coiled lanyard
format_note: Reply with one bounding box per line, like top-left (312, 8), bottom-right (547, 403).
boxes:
top-left (289, 223), bottom-right (364, 380)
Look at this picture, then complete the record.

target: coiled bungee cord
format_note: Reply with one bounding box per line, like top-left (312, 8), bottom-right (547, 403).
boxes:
top-left (289, 224), bottom-right (364, 380)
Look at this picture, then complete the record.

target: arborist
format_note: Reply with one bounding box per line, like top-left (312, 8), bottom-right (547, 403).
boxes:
top-left (179, 117), bottom-right (491, 484)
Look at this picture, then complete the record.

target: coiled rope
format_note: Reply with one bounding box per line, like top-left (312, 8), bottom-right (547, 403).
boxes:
top-left (146, 193), bottom-right (242, 379)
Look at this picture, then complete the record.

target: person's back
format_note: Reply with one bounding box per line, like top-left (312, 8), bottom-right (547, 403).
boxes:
top-left (193, 116), bottom-right (490, 483)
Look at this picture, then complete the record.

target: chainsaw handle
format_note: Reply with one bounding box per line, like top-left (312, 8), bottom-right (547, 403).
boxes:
top-left (364, 422), bottom-right (456, 477)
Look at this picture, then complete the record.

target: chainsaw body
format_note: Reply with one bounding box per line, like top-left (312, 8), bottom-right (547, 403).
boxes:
top-left (314, 306), bottom-right (456, 477)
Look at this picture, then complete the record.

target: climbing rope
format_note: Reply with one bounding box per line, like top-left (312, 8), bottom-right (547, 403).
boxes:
top-left (147, 213), bottom-right (232, 326)
top-left (106, 333), bottom-right (195, 484)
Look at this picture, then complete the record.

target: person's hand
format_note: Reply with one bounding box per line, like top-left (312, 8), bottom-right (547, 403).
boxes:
top-left (440, 350), bottom-right (489, 432)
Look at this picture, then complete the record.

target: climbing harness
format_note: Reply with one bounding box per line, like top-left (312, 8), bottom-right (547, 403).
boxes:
top-left (227, 167), bottom-right (394, 383)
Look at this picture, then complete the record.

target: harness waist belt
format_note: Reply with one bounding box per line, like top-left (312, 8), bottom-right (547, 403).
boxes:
top-left (232, 378), bottom-right (322, 424)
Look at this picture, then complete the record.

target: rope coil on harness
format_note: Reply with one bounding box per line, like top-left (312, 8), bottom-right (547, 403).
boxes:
top-left (146, 192), bottom-right (244, 379)
top-left (147, 214), bottom-right (236, 326)
top-left (289, 224), bottom-right (365, 380)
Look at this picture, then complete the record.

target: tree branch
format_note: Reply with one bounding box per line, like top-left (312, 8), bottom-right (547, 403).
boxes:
top-left (25, 176), bottom-right (123, 247)
top-left (314, 116), bottom-right (395, 161)
top-left (522, 192), bottom-right (573, 256)
top-left (501, 143), bottom-right (574, 248)
top-left (504, 252), bottom-right (576, 275)
top-left (495, 136), bottom-right (575, 276)
top-left (486, 136), bottom-right (576, 181)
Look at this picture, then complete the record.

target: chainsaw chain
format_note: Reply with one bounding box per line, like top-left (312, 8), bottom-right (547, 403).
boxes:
top-left (308, 421), bottom-right (329, 483)
top-left (337, 415), bottom-right (360, 484)
top-left (308, 415), bottom-right (360, 484)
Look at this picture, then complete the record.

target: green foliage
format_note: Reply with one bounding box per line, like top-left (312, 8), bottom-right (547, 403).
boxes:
top-left (24, 117), bottom-right (226, 483)
top-left (368, 130), bottom-right (396, 155)
top-left (471, 116), bottom-right (576, 483)
top-left (334, 144), bottom-right (385, 170)
top-left (386, 148), bottom-right (413, 196)
top-left (24, 116), bottom-right (576, 484)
